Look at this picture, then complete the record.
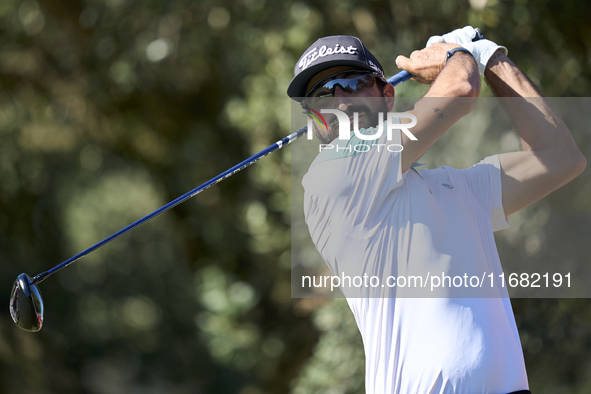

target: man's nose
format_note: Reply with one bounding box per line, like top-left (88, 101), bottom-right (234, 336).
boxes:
top-left (332, 85), bottom-right (354, 111)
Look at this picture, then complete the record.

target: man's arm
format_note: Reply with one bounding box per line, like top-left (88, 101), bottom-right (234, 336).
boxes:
top-left (395, 43), bottom-right (481, 174)
top-left (485, 51), bottom-right (587, 216)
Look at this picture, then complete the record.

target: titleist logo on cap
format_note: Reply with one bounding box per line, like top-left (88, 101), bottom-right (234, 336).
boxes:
top-left (298, 44), bottom-right (358, 70)
top-left (368, 60), bottom-right (381, 74)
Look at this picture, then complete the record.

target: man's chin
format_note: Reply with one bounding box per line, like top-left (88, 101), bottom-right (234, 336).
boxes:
top-left (355, 113), bottom-right (369, 129)
top-left (315, 129), bottom-right (339, 145)
top-left (355, 113), bottom-right (380, 130)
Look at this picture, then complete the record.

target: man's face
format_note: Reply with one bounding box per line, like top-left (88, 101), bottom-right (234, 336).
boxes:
top-left (303, 66), bottom-right (395, 144)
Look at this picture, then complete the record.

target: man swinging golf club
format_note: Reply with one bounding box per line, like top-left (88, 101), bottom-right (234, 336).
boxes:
top-left (287, 26), bottom-right (586, 393)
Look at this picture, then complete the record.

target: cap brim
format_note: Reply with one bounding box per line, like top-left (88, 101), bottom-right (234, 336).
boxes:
top-left (287, 60), bottom-right (377, 100)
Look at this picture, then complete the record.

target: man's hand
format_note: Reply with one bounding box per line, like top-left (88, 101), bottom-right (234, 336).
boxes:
top-left (426, 26), bottom-right (507, 75)
top-left (395, 43), bottom-right (469, 84)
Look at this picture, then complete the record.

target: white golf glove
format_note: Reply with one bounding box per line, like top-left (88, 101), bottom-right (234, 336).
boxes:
top-left (426, 26), bottom-right (507, 75)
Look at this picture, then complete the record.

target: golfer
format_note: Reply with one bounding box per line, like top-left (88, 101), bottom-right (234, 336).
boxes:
top-left (287, 27), bottom-right (586, 393)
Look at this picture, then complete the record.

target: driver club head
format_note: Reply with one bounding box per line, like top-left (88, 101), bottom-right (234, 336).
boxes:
top-left (10, 273), bottom-right (44, 332)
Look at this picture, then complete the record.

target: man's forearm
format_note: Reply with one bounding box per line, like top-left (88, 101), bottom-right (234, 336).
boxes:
top-left (484, 50), bottom-right (585, 215)
top-left (398, 51), bottom-right (480, 173)
top-left (484, 51), bottom-right (541, 98)
top-left (484, 50), bottom-right (585, 169)
top-left (427, 51), bottom-right (481, 98)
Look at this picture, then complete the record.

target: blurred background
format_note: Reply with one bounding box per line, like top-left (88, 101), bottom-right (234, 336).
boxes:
top-left (0, 0), bottom-right (590, 393)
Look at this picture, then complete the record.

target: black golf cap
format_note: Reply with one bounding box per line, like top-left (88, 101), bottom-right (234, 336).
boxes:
top-left (287, 35), bottom-right (385, 100)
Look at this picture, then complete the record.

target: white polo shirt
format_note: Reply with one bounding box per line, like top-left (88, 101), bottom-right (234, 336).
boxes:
top-left (302, 128), bottom-right (529, 393)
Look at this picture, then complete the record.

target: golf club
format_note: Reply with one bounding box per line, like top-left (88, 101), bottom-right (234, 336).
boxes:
top-left (10, 29), bottom-right (485, 332)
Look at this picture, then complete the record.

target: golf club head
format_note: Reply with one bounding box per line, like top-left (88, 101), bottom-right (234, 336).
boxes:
top-left (9, 273), bottom-right (44, 332)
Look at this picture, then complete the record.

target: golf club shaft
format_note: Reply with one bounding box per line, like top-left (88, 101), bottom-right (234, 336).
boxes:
top-left (30, 128), bottom-right (306, 285)
top-left (29, 68), bottom-right (416, 285)
top-left (387, 71), bottom-right (412, 85)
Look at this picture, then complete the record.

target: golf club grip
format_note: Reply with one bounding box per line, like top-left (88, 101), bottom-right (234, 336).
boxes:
top-left (387, 71), bottom-right (412, 86)
top-left (388, 28), bottom-right (484, 85)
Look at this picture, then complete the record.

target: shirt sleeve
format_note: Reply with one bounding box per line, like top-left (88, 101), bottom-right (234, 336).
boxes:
top-left (458, 154), bottom-right (509, 232)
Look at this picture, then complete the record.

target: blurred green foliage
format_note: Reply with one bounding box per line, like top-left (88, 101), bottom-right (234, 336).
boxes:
top-left (0, 0), bottom-right (589, 393)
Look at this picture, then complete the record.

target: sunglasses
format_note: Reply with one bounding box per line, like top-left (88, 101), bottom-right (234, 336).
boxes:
top-left (301, 71), bottom-right (387, 109)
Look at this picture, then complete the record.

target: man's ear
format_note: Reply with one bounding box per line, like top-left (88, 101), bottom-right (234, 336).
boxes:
top-left (383, 83), bottom-right (395, 111)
